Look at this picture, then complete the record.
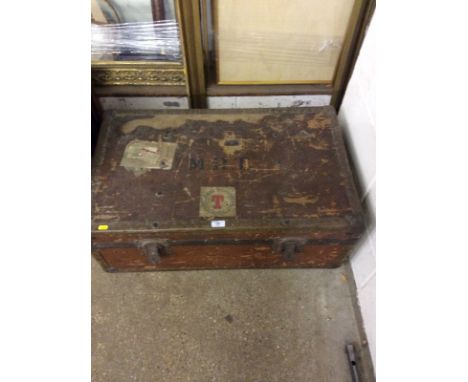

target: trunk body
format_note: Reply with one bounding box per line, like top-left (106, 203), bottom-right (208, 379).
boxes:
top-left (92, 107), bottom-right (364, 271)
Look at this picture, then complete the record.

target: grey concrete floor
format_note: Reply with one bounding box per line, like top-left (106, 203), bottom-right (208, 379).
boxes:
top-left (92, 258), bottom-right (374, 382)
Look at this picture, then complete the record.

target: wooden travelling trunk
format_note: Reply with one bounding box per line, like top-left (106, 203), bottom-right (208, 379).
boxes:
top-left (92, 107), bottom-right (364, 272)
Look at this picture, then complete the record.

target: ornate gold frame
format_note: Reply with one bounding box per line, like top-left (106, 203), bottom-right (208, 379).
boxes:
top-left (91, 61), bottom-right (186, 86)
top-left (91, 0), bottom-right (187, 88)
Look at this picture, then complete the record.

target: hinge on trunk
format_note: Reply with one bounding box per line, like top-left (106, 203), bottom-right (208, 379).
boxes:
top-left (138, 240), bottom-right (170, 264)
top-left (273, 238), bottom-right (307, 261)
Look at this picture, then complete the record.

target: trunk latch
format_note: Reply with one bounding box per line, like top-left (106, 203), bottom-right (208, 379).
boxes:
top-left (138, 240), bottom-right (170, 264)
top-left (274, 238), bottom-right (307, 261)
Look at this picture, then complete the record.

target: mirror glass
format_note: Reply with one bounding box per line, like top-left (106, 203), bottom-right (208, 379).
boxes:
top-left (91, 0), bottom-right (181, 62)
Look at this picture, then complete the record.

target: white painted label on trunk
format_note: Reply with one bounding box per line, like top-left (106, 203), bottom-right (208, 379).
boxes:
top-left (211, 220), bottom-right (226, 228)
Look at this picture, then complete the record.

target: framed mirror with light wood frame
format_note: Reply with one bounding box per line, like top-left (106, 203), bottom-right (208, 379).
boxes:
top-left (198, 0), bottom-right (374, 107)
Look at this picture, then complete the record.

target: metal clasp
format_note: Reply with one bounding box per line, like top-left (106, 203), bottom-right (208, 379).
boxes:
top-left (138, 240), bottom-right (170, 264)
top-left (273, 238), bottom-right (307, 261)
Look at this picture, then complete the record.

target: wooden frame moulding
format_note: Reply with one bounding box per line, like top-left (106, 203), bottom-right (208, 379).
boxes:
top-left (176, 0), bottom-right (207, 108)
top-left (331, 0), bottom-right (375, 110)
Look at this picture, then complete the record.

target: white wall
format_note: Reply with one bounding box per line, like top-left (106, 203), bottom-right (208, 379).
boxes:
top-left (338, 15), bottom-right (376, 365)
